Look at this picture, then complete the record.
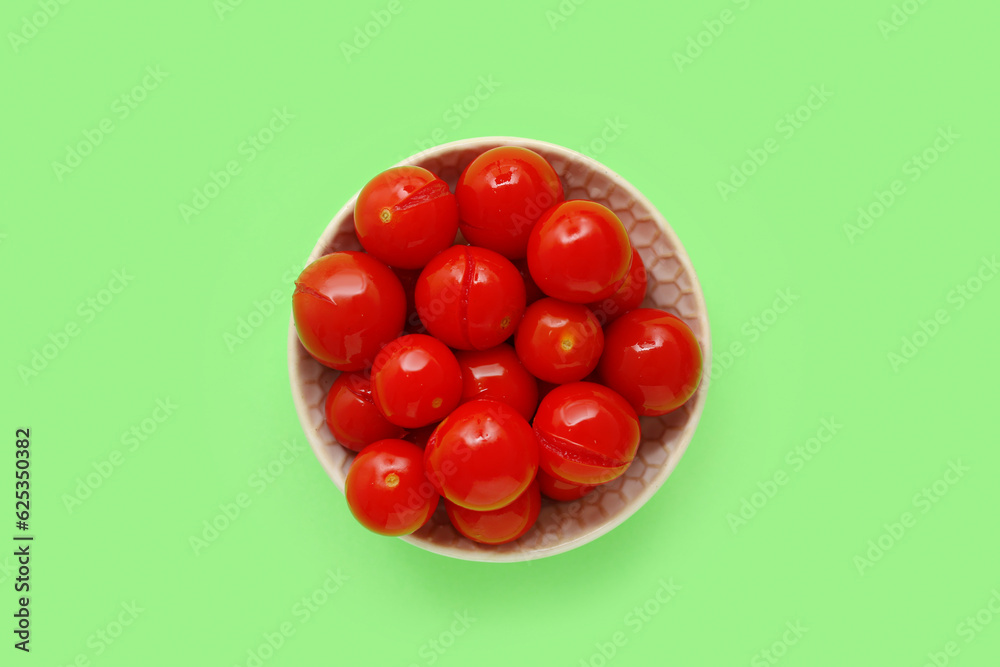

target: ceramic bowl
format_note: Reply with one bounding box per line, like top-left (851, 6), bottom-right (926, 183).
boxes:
top-left (288, 136), bottom-right (711, 562)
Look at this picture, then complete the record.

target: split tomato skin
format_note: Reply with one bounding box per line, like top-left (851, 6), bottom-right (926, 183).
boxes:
top-left (514, 297), bottom-right (604, 384)
top-left (415, 245), bottom-right (525, 350)
top-left (587, 247), bottom-right (648, 325)
top-left (445, 479), bottom-right (541, 545)
top-left (424, 399), bottom-right (539, 511)
top-left (456, 146), bottom-right (564, 259)
top-left (345, 439), bottom-right (439, 536)
top-left (599, 308), bottom-right (703, 416)
top-left (527, 200), bottom-right (632, 303)
top-left (537, 469), bottom-right (597, 502)
top-left (324, 371), bottom-right (406, 451)
top-left (371, 334), bottom-right (463, 429)
top-left (293, 251), bottom-right (405, 371)
top-left (354, 166), bottom-right (459, 269)
top-left (532, 382), bottom-right (640, 486)
top-left (455, 344), bottom-right (539, 422)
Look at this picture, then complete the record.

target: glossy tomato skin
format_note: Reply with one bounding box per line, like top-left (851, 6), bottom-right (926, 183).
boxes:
top-left (345, 439), bottom-right (438, 536)
top-left (456, 146), bottom-right (564, 259)
top-left (371, 334), bottom-right (463, 429)
top-left (532, 382), bottom-right (640, 486)
top-left (324, 371), bottom-right (406, 451)
top-left (354, 166), bottom-right (459, 269)
top-left (445, 479), bottom-right (541, 545)
top-left (455, 344), bottom-right (539, 422)
top-left (415, 245), bottom-right (525, 350)
top-left (514, 298), bottom-right (604, 384)
top-left (537, 469), bottom-right (597, 502)
top-left (527, 200), bottom-right (631, 303)
top-left (293, 252), bottom-right (405, 370)
top-left (587, 247), bottom-right (648, 326)
top-left (424, 399), bottom-right (539, 511)
top-left (599, 308), bottom-right (703, 416)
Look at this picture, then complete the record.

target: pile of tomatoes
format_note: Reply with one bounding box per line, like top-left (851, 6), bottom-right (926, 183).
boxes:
top-left (292, 146), bottom-right (702, 546)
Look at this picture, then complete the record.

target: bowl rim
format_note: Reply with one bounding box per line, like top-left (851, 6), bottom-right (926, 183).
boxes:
top-left (288, 135), bottom-right (712, 562)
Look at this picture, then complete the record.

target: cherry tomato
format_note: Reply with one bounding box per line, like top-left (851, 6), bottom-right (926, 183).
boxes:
top-left (537, 469), bottom-right (596, 502)
top-left (445, 479), bottom-right (541, 545)
top-left (599, 308), bottom-right (702, 416)
top-left (354, 166), bottom-right (459, 269)
top-left (455, 146), bottom-right (564, 259)
top-left (415, 245), bottom-right (525, 350)
top-left (532, 382), bottom-right (640, 485)
top-left (455, 344), bottom-right (539, 422)
top-left (587, 247), bottom-right (648, 325)
top-left (425, 399), bottom-right (539, 511)
top-left (527, 200), bottom-right (631, 303)
top-left (293, 252), bottom-right (405, 370)
top-left (371, 334), bottom-right (463, 428)
top-left (514, 258), bottom-right (545, 305)
top-left (345, 439), bottom-right (438, 536)
top-left (514, 298), bottom-right (604, 384)
top-left (324, 371), bottom-right (406, 451)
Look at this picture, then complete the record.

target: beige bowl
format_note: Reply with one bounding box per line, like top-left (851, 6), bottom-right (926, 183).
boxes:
top-left (288, 137), bottom-right (711, 562)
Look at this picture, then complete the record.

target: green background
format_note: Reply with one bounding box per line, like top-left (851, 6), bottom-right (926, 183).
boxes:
top-left (4, 0), bottom-right (999, 665)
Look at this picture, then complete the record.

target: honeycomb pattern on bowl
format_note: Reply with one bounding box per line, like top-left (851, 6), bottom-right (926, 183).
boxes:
top-left (288, 137), bottom-right (711, 562)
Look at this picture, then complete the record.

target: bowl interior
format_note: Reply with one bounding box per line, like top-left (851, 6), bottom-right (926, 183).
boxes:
top-left (288, 137), bottom-right (711, 562)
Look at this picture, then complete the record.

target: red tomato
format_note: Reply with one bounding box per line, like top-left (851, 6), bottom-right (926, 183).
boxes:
top-left (445, 479), bottom-right (541, 545)
top-left (455, 344), bottom-right (539, 421)
top-left (537, 470), bottom-right (596, 502)
top-left (514, 258), bottom-right (545, 305)
top-left (532, 382), bottom-right (640, 486)
top-left (345, 439), bottom-right (438, 536)
top-left (587, 247), bottom-right (648, 325)
top-left (293, 252), bottom-right (405, 370)
top-left (324, 371), bottom-right (406, 451)
top-left (371, 334), bottom-right (463, 428)
top-left (425, 399), bottom-right (539, 511)
top-left (354, 166), bottom-right (459, 269)
top-left (527, 200), bottom-right (631, 303)
top-left (514, 298), bottom-right (604, 384)
top-left (415, 245), bottom-right (525, 350)
top-left (455, 146), bottom-right (564, 259)
top-left (599, 308), bottom-right (702, 416)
